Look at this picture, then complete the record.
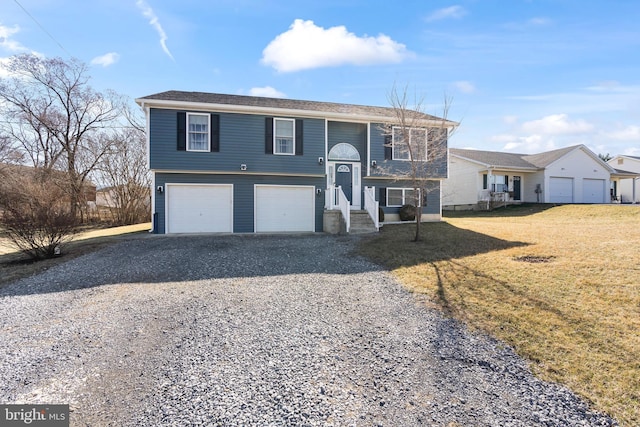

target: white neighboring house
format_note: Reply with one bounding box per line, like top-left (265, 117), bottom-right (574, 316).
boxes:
top-left (608, 155), bottom-right (640, 203)
top-left (443, 145), bottom-right (635, 210)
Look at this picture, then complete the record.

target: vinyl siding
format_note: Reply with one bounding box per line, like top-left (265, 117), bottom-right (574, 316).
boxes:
top-left (544, 148), bottom-right (610, 203)
top-left (362, 178), bottom-right (441, 216)
top-left (149, 108), bottom-right (325, 175)
top-left (368, 122), bottom-right (448, 179)
top-left (154, 173), bottom-right (324, 233)
top-left (327, 121), bottom-right (367, 160)
top-left (442, 157), bottom-right (482, 206)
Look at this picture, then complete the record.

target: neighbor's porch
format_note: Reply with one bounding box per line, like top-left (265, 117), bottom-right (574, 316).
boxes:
top-left (477, 170), bottom-right (527, 210)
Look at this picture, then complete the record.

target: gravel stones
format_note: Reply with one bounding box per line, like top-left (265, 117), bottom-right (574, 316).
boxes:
top-left (0, 234), bottom-right (617, 426)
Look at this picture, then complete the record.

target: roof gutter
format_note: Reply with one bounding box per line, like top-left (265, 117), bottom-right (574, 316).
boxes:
top-left (134, 98), bottom-right (459, 128)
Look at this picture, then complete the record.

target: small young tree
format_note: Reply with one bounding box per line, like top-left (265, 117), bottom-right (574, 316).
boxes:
top-left (0, 168), bottom-right (79, 259)
top-left (381, 84), bottom-right (455, 242)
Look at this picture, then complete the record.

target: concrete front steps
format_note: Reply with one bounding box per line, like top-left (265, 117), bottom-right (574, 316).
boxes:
top-left (349, 210), bottom-right (378, 234)
top-left (323, 209), bottom-right (379, 234)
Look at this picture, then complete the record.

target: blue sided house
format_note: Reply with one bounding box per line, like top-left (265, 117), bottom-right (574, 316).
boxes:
top-left (135, 91), bottom-right (455, 234)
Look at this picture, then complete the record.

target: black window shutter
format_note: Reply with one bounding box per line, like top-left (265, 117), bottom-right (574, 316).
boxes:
top-left (505, 175), bottom-right (509, 188)
top-left (265, 117), bottom-right (273, 154)
top-left (210, 114), bottom-right (220, 152)
top-left (384, 135), bottom-right (392, 160)
top-left (177, 112), bottom-right (186, 151)
top-left (483, 174), bottom-right (488, 190)
top-left (379, 187), bottom-right (387, 206)
top-left (295, 119), bottom-right (303, 155)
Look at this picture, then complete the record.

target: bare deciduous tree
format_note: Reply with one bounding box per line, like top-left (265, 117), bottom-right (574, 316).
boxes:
top-left (0, 135), bottom-right (23, 171)
top-left (381, 84), bottom-right (455, 241)
top-left (95, 106), bottom-right (151, 225)
top-left (0, 54), bottom-right (122, 220)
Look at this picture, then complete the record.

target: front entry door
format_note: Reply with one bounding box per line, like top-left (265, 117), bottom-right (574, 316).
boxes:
top-left (513, 176), bottom-right (521, 200)
top-left (336, 163), bottom-right (353, 201)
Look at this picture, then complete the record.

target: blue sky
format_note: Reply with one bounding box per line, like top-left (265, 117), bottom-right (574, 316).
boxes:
top-left (2, 0), bottom-right (640, 157)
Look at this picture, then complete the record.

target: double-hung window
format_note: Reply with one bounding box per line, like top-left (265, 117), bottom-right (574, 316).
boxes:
top-left (187, 113), bottom-right (210, 152)
top-left (274, 118), bottom-right (295, 155)
top-left (386, 188), bottom-right (420, 207)
top-left (392, 127), bottom-right (427, 161)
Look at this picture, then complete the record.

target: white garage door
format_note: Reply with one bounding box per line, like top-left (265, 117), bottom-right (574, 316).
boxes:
top-left (582, 179), bottom-right (605, 203)
top-left (255, 185), bottom-right (315, 232)
top-left (166, 184), bottom-right (233, 233)
top-left (549, 177), bottom-right (574, 203)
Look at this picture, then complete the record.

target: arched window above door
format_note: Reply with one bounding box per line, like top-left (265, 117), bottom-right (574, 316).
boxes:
top-left (328, 143), bottom-right (360, 161)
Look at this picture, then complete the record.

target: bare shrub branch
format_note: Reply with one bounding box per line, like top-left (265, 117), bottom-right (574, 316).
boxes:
top-left (0, 168), bottom-right (79, 259)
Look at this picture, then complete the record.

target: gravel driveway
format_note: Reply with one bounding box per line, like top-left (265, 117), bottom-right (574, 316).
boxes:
top-left (0, 234), bottom-right (616, 426)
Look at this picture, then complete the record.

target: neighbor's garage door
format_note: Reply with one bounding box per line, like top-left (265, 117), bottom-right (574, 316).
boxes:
top-left (549, 177), bottom-right (574, 203)
top-left (255, 185), bottom-right (315, 232)
top-left (166, 184), bottom-right (233, 233)
top-left (582, 178), bottom-right (606, 203)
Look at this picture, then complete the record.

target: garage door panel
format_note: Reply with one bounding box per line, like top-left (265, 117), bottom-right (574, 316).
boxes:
top-left (255, 185), bottom-right (315, 232)
top-left (582, 179), bottom-right (605, 203)
top-left (549, 177), bottom-right (573, 203)
top-left (166, 184), bottom-right (233, 233)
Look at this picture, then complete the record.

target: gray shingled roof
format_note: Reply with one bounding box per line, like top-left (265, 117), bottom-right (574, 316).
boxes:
top-left (450, 145), bottom-right (587, 170)
top-left (137, 90), bottom-right (449, 122)
top-left (449, 148), bottom-right (539, 169)
top-left (521, 145), bottom-right (579, 168)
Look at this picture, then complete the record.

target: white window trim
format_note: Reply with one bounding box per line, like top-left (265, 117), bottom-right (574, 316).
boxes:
top-left (392, 126), bottom-right (428, 161)
top-left (386, 187), bottom-right (421, 207)
top-left (187, 112), bottom-right (210, 152)
top-left (274, 117), bottom-right (295, 156)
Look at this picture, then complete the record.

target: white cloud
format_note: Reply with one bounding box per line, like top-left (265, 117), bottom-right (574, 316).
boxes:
top-left (502, 134), bottom-right (557, 154)
top-left (0, 24), bottom-right (27, 52)
top-left (453, 80), bottom-right (475, 94)
top-left (136, 0), bottom-right (174, 61)
top-left (504, 17), bottom-right (552, 30)
top-left (503, 115), bottom-right (518, 125)
top-left (623, 146), bottom-right (640, 156)
top-left (0, 57), bottom-right (12, 78)
top-left (605, 125), bottom-right (640, 141)
top-left (249, 86), bottom-right (286, 98)
top-left (528, 17), bottom-right (551, 26)
top-left (521, 114), bottom-right (594, 135)
top-left (91, 52), bottom-right (120, 67)
top-left (261, 19), bottom-right (411, 73)
top-left (586, 81), bottom-right (621, 92)
top-left (425, 6), bottom-right (467, 22)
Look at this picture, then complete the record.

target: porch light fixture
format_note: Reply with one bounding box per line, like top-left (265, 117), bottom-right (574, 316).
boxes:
top-left (318, 157), bottom-right (324, 165)
top-left (156, 185), bottom-right (164, 194)
top-left (240, 164), bottom-right (247, 171)
top-left (371, 160), bottom-right (377, 168)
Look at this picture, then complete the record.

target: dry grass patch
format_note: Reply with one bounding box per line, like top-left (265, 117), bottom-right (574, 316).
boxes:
top-left (0, 222), bottom-right (151, 287)
top-left (359, 205), bottom-right (640, 426)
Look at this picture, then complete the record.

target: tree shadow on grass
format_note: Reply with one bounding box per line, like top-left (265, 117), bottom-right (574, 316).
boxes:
top-left (1, 222), bottom-right (527, 298)
top-left (358, 222), bottom-right (530, 270)
top-left (444, 203), bottom-right (557, 219)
